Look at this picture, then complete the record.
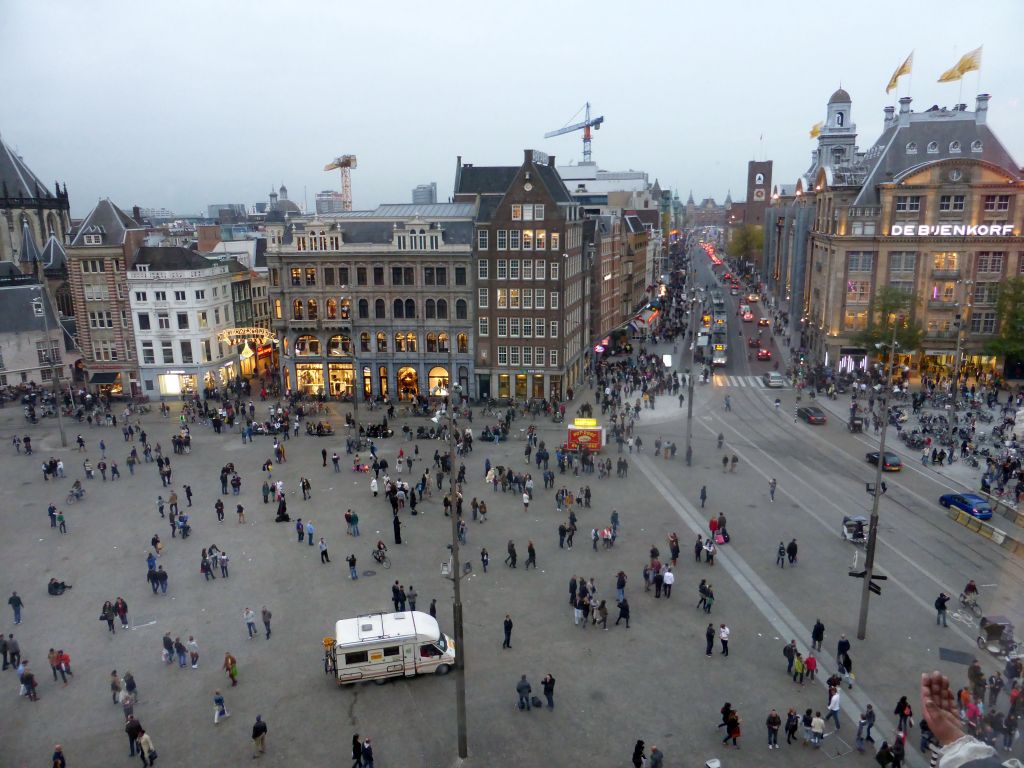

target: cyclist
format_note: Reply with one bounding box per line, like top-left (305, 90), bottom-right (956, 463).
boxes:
top-left (963, 579), bottom-right (979, 600)
top-left (69, 479), bottom-right (84, 499)
top-left (373, 540), bottom-right (388, 563)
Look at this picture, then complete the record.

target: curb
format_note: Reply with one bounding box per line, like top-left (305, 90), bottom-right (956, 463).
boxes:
top-left (946, 507), bottom-right (1024, 557)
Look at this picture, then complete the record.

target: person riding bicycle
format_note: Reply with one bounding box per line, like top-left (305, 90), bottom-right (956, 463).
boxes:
top-left (963, 580), bottom-right (979, 600)
top-left (373, 540), bottom-right (388, 563)
top-left (70, 479), bottom-right (84, 498)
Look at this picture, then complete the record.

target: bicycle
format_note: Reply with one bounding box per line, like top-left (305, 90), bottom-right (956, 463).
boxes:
top-left (371, 549), bottom-right (392, 569)
top-left (959, 592), bottom-right (982, 618)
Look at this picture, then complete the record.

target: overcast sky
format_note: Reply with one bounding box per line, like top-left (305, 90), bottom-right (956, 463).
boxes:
top-left (3, 0), bottom-right (1021, 218)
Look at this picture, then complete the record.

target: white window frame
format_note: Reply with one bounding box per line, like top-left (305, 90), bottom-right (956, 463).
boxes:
top-left (478, 317), bottom-right (489, 336)
top-left (478, 259), bottom-right (489, 279)
top-left (536, 260), bottom-right (546, 280)
top-left (478, 288), bottom-right (489, 308)
top-left (477, 229), bottom-right (489, 250)
top-left (549, 349), bottom-right (558, 367)
top-left (496, 230), bottom-right (507, 250)
top-left (510, 317), bottom-right (520, 337)
top-left (535, 290), bottom-right (545, 309)
top-left (523, 318), bottom-right (533, 337)
top-left (497, 317), bottom-right (508, 337)
top-left (550, 291), bottom-right (559, 309)
top-left (533, 204), bottom-right (544, 220)
top-left (511, 205), bottom-right (522, 221)
top-left (509, 259), bottom-right (520, 279)
top-left (497, 259), bottom-right (507, 280)
top-left (550, 320), bottom-right (558, 338)
top-left (522, 288), bottom-right (533, 309)
top-left (550, 263), bottom-right (560, 280)
top-left (497, 346), bottom-right (508, 366)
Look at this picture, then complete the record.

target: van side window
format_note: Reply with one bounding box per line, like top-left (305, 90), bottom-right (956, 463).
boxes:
top-left (419, 643), bottom-right (441, 658)
top-left (344, 651), bottom-right (369, 665)
top-left (383, 646), bottom-right (400, 658)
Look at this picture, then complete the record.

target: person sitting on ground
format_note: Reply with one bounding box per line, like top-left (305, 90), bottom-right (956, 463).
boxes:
top-left (47, 578), bottom-right (71, 596)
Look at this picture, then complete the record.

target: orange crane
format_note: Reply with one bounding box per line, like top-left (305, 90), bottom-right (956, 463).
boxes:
top-left (544, 102), bottom-right (605, 163)
top-left (323, 154), bottom-right (357, 211)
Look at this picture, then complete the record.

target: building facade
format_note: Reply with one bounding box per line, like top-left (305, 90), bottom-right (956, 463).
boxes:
top-left (266, 204), bottom-right (476, 400)
top-left (66, 199), bottom-right (146, 395)
top-left (127, 247), bottom-right (243, 397)
top-left (772, 90), bottom-right (1023, 377)
top-left (316, 191), bottom-right (345, 215)
top-left (0, 265), bottom-right (64, 388)
top-left (412, 183), bottom-right (438, 205)
top-left (455, 150), bottom-right (588, 401)
top-left (0, 134), bottom-right (72, 266)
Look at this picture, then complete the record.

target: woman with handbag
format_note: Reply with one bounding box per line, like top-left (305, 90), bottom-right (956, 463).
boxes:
top-left (137, 729), bottom-right (157, 765)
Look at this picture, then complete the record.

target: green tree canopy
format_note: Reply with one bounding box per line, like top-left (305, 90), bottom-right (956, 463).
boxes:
top-left (725, 224), bottom-right (763, 262)
top-left (985, 276), bottom-right (1024, 359)
top-left (850, 285), bottom-right (924, 352)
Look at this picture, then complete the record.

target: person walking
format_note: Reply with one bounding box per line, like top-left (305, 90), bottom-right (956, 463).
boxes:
top-left (213, 689), bottom-right (230, 724)
top-left (261, 607), bottom-right (272, 639)
top-left (615, 598), bottom-right (630, 628)
top-left (810, 711), bottom-right (825, 747)
top-left (826, 688), bottom-right (842, 730)
top-left (350, 733), bottom-right (363, 767)
top-left (361, 737), bottom-right (374, 768)
top-left (223, 652), bottom-right (238, 686)
top-left (319, 537), bottom-right (330, 563)
top-left (631, 740), bottom-right (646, 768)
top-left (776, 541), bottom-right (787, 568)
top-left (251, 715), bottom-right (268, 758)
top-left (480, 548), bottom-right (489, 573)
top-left (719, 624), bottom-right (730, 656)
top-left (8, 592), bottom-right (23, 625)
top-left (244, 608), bottom-right (257, 639)
top-left (722, 709), bottom-right (741, 748)
top-left (699, 485), bottom-right (707, 508)
top-left (525, 541), bottom-right (537, 570)
top-left (769, 478), bottom-right (777, 502)
top-left (785, 708), bottom-right (800, 745)
top-left (137, 729), bottom-right (157, 766)
top-left (347, 554), bottom-right (358, 580)
top-left (306, 519), bottom-right (315, 545)
top-left (811, 618), bottom-right (825, 651)
top-left (541, 673), bottom-right (556, 709)
top-left (767, 708), bottom-right (782, 749)
top-left (786, 538), bottom-right (798, 565)
top-left (502, 614), bottom-right (513, 649)
top-left (126, 715), bottom-right (143, 758)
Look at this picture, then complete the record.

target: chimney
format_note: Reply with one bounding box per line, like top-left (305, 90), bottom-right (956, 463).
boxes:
top-left (524, 149), bottom-right (533, 165)
top-left (883, 105), bottom-right (895, 126)
top-left (975, 93), bottom-right (990, 125)
top-left (548, 155), bottom-right (556, 167)
top-left (898, 97), bottom-right (912, 127)
top-left (132, 205), bottom-right (143, 224)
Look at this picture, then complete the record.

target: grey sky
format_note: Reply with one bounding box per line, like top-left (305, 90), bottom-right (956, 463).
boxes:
top-left (3, 0), bottom-right (1021, 217)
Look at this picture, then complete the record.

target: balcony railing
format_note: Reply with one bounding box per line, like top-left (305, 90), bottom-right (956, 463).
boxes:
top-left (925, 329), bottom-right (956, 339)
top-left (930, 268), bottom-right (961, 278)
top-left (927, 299), bottom-right (957, 310)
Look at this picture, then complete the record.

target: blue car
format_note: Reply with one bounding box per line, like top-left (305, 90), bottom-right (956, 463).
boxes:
top-left (939, 493), bottom-right (993, 521)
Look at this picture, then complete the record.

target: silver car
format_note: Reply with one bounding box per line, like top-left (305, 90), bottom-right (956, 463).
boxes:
top-left (762, 371), bottom-right (785, 388)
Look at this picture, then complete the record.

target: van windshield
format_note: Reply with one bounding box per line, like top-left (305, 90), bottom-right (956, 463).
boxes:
top-left (435, 635), bottom-right (448, 653)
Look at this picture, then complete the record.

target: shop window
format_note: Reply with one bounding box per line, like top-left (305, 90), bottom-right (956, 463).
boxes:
top-left (438, 332), bottom-right (449, 353)
top-left (405, 332), bottom-right (417, 352)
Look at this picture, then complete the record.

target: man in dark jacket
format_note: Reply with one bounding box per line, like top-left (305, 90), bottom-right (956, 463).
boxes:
top-left (615, 599), bottom-right (630, 628)
top-left (516, 675), bottom-right (532, 710)
top-left (125, 715), bottom-right (143, 757)
top-left (251, 715), bottom-right (268, 757)
top-left (502, 615), bottom-right (513, 649)
top-left (811, 619), bottom-right (825, 651)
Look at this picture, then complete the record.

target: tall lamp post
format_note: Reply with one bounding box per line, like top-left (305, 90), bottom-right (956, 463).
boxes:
top-left (32, 286), bottom-right (68, 448)
top-left (684, 286), bottom-right (699, 466)
top-left (950, 279), bottom-right (973, 414)
top-left (443, 339), bottom-right (468, 758)
top-left (856, 316), bottom-right (900, 640)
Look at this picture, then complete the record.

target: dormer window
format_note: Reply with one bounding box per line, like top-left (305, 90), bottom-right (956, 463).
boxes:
top-left (949, 141), bottom-right (961, 154)
top-left (906, 142), bottom-right (917, 154)
top-left (83, 234), bottom-right (102, 245)
top-left (971, 140), bottom-right (983, 153)
top-left (927, 141), bottom-right (939, 154)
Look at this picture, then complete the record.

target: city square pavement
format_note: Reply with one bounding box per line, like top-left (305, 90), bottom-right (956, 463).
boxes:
top-left (0, 366), bottom-right (1013, 766)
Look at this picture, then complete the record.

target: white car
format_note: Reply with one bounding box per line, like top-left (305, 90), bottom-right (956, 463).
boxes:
top-left (762, 371), bottom-right (785, 388)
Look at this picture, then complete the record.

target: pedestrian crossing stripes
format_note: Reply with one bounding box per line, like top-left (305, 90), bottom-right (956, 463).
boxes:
top-left (712, 374), bottom-right (773, 388)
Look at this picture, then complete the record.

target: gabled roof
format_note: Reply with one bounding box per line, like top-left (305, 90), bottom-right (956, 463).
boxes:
top-left (0, 283), bottom-right (59, 334)
top-left (40, 233), bottom-right (67, 273)
top-left (19, 219), bottom-right (40, 263)
top-left (0, 134), bottom-right (54, 200)
top-left (70, 199), bottom-right (142, 247)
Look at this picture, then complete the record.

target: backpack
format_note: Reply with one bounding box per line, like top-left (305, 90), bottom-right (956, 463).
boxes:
top-left (783, 644), bottom-right (794, 659)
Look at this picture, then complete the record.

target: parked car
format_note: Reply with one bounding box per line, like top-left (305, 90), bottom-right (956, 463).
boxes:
top-left (939, 493), bottom-right (993, 520)
top-left (796, 405), bottom-right (827, 425)
top-left (866, 451), bottom-right (902, 471)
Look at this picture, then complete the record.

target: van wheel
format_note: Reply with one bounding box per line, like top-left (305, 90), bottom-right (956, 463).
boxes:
top-left (373, 677), bottom-right (388, 685)
top-left (435, 664), bottom-right (450, 675)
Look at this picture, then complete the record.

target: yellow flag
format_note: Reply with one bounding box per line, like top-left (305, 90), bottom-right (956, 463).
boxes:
top-left (809, 121), bottom-right (823, 139)
top-left (938, 46), bottom-right (983, 83)
top-left (886, 51), bottom-right (913, 94)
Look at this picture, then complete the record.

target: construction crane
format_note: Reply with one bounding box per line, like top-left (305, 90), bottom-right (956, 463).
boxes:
top-left (323, 154), bottom-right (358, 211)
top-left (544, 102), bottom-right (605, 163)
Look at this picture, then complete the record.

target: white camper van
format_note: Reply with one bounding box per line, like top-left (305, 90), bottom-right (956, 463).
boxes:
top-left (323, 611), bottom-right (456, 685)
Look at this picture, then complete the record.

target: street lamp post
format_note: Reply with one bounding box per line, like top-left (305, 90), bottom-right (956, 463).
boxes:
top-left (856, 318), bottom-right (899, 640)
top-left (684, 289), bottom-right (698, 466)
top-left (951, 279), bottom-right (973, 415)
top-left (443, 341), bottom-right (468, 758)
top-left (33, 287), bottom-right (68, 448)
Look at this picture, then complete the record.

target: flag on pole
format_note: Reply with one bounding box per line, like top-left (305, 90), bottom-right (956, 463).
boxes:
top-left (886, 51), bottom-right (914, 94)
top-left (938, 46), bottom-right (983, 83)
top-left (809, 121), bottom-right (823, 139)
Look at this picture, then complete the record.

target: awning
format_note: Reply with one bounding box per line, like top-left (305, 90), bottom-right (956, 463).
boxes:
top-left (632, 307), bottom-right (660, 327)
top-left (89, 372), bottom-right (120, 384)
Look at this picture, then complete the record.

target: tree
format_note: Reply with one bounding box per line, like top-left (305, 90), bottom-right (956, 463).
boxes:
top-left (725, 225), bottom-right (763, 263)
top-left (850, 286), bottom-right (924, 353)
top-left (985, 276), bottom-right (1024, 360)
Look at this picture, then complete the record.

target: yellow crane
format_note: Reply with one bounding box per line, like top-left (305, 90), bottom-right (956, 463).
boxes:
top-left (323, 154), bottom-right (358, 211)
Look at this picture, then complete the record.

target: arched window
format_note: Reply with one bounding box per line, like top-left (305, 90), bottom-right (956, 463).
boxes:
top-left (755, 173), bottom-right (764, 185)
top-left (436, 299), bottom-right (448, 319)
top-left (292, 299), bottom-right (303, 320)
top-left (274, 299), bottom-right (282, 319)
top-left (326, 298), bottom-right (337, 319)
top-left (340, 298), bottom-right (351, 320)
top-left (927, 141), bottom-right (939, 154)
top-left (405, 332), bottom-right (417, 352)
top-left (949, 141), bottom-right (961, 153)
top-left (971, 140), bottom-right (983, 153)
top-left (376, 331), bottom-right (387, 352)
top-left (295, 335), bottom-right (320, 356)
top-left (906, 142), bottom-right (917, 154)
top-left (358, 298), bottom-right (368, 319)
top-left (307, 299), bottom-right (318, 320)
top-left (394, 332), bottom-right (406, 352)
top-left (426, 332), bottom-right (437, 352)
top-left (835, 111), bottom-right (844, 127)
top-left (393, 299), bottom-right (405, 319)
top-left (360, 332), bottom-right (370, 352)
top-left (327, 335), bottom-right (351, 356)
top-left (457, 332), bottom-right (468, 354)
top-left (438, 332), bottom-right (449, 352)
top-left (374, 299), bottom-right (385, 319)
top-left (425, 299), bottom-right (436, 319)
top-left (456, 299), bottom-right (467, 320)
top-left (405, 298), bottom-right (415, 318)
